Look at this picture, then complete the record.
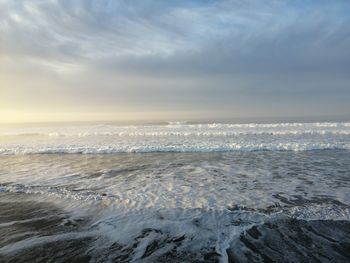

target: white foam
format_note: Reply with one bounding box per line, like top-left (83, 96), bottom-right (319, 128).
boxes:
top-left (1, 149), bottom-right (349, 261)
top-left (291, 204), bottom-right (350, 221)
top-left (0, 122), bottom-right (350, 154)
top-left (1, 150), bottom-right (349, 213)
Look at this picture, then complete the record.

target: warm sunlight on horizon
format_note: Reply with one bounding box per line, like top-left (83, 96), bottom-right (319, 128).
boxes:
top-left (1, 1), bottom-right (350, 124)
top-left (0, 110), bottom-right (203, 124)
top-left (1, 2), bottom-right (350, 262)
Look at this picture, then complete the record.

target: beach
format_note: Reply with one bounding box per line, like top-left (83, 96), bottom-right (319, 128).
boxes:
top-left (0, 122), bottom-right (349, 262)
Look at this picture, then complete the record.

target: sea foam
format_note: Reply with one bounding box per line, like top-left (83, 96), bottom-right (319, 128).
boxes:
top-left (0, 122), bottom-right (350, 154)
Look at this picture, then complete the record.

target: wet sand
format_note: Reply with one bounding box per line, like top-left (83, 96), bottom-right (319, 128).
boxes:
top-left (1, 192), bottom-right (350, 262)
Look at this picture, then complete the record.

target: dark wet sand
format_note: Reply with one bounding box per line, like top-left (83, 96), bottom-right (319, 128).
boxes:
top-left (1, 192), bottom-right (350, 263)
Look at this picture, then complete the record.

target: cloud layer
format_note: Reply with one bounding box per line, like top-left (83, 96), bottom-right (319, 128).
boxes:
top-left (1, 0), bottom-right (350, 122)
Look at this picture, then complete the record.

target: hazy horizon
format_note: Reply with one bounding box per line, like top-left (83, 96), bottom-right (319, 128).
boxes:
top-left (1, 2), bottom-right (350, 261)
top-left (1, 0), bottom-right (350, 123)
top-left (1, 113), bottom-right (350, 127)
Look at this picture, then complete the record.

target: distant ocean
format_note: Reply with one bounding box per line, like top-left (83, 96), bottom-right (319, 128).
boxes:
top-left (0, 121), bottom-right (350, 262)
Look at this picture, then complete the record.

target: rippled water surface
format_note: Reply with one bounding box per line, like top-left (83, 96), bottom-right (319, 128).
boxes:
top-left (1, 122), bottom-right (350, 154)
top-left (0, 122), bottom-right (349, 262)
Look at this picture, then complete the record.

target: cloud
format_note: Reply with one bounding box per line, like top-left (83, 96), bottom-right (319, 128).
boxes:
top-left (1, 0), bottom-right (350, 120)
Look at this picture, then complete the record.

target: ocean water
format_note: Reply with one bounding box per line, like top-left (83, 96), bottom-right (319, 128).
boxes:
top-left (0, 122), bottom-right (349, 262)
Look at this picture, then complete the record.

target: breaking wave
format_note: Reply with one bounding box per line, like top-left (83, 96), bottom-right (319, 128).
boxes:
top-left (0, 122), bottom-right (350, 154)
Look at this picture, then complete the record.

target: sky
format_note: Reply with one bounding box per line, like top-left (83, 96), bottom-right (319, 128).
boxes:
top-left (0, 0), bottom-right (350, 123)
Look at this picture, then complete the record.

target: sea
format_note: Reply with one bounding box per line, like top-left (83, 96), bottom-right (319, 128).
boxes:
top-left (0, 121), bottom-right (349, 262)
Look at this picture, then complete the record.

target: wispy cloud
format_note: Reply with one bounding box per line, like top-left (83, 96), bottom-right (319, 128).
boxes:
top-left (1, 0), bottom-right (350, 120)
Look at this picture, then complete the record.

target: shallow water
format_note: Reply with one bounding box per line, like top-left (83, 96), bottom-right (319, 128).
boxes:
top-left (0, 122), bottom-right (349, 262)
